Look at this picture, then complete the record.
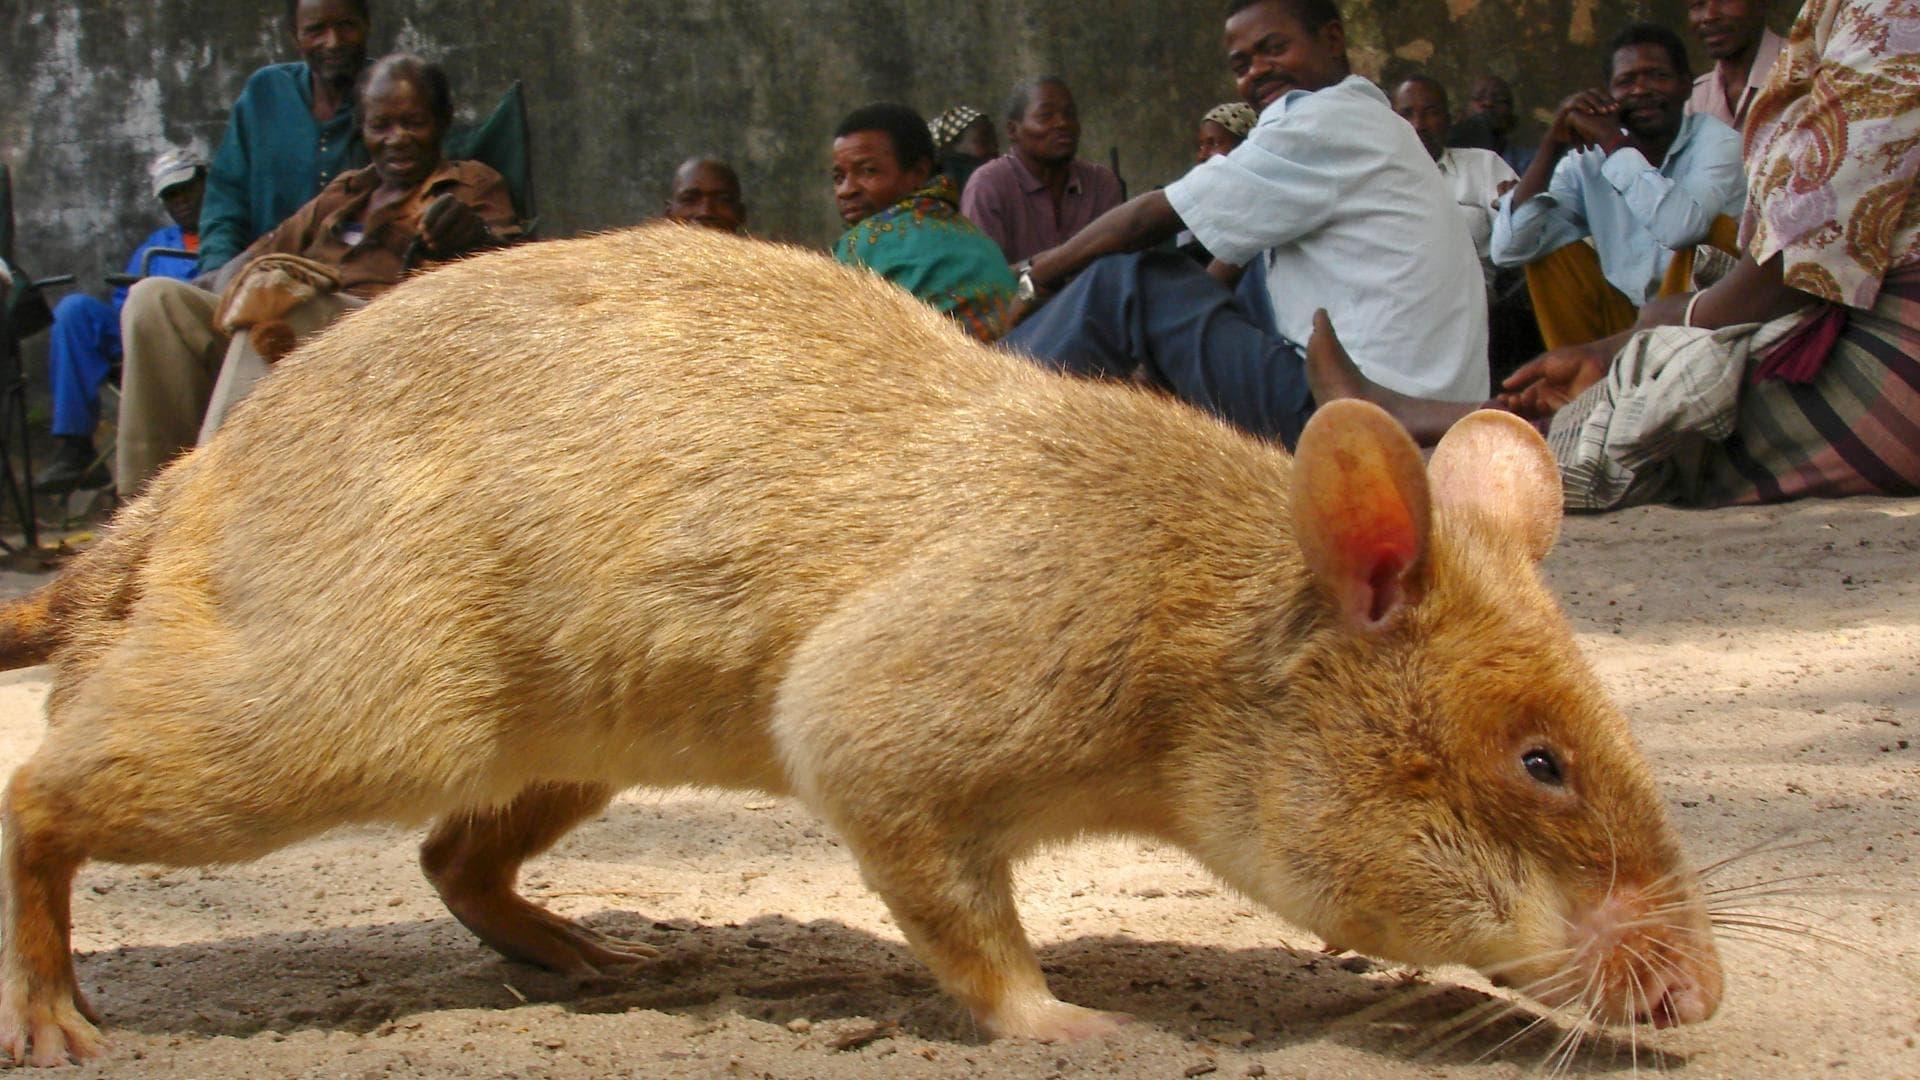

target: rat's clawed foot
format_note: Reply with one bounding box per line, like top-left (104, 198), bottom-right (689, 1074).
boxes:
top-left (0, 983), bottom-right (107, 1067)
top-left (978, 995), bottom-right (1133, 1042)
top-left (442, 887), bottom-right (659, 974)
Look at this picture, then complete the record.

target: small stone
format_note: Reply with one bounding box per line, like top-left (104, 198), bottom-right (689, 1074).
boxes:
top-left (1246, 1067), bottom-right (1267, 1078)
top-left (1338, 955), bottom-right (1377, 974)
top-left (1184, 1063), bottom-right (1218, 1077)
top-left (541, 1038), bottom-right (566, 1050)
top-left (786, 1018), bottom-right (812, 1034)
top-left (1210, 1030), bottom-right (1256, 1047)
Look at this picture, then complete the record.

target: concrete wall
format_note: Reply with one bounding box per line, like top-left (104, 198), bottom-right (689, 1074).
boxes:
top-left (3, 0), bottom-right (1714, 296)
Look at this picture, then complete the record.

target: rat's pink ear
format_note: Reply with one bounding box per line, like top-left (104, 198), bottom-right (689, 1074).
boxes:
top-left (1290, 400), bottom-right (1431, 631)
top-left (1428, 410), bottom-right (1562, 562)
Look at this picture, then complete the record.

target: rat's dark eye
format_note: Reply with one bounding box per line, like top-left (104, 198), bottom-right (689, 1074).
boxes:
top-left (1521, 748), bottom-right (1564, 786)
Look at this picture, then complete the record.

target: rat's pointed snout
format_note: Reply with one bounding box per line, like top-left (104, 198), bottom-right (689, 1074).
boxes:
top-left (1642, 958), bottom-right (1721, 1028)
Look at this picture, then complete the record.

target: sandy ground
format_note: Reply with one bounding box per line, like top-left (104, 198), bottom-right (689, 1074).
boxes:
top-left (0, 498), bottom-right (1914, 1078)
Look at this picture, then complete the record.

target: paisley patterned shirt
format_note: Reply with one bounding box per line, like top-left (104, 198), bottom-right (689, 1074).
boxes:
top-left (1742, 0), bottom-right (1920, 309)
top-left (833, 176), bottom-right (1018, 342)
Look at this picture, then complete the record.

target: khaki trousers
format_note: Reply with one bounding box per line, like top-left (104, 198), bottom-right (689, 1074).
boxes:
top-left (116, 278), bottom-right (362, 495)
top-left (1524, 215), bottom-right (1743, 350)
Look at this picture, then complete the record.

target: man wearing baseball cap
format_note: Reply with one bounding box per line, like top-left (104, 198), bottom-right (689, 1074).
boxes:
top-left (34, 148), bottom-right (206, 494)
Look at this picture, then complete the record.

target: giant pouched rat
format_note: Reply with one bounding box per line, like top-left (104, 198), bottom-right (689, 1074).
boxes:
top-left (0, 225), bottom-right (1719, 1065)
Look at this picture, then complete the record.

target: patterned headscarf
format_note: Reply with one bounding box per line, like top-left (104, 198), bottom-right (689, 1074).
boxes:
top-left (929, 105), bottom-right (986, 152)
top-left (1201, 102), bottom-right (1258, 140)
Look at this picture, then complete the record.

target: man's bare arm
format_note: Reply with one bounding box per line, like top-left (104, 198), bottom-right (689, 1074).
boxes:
top-left (1027, 190), bottom-right (1183, 290)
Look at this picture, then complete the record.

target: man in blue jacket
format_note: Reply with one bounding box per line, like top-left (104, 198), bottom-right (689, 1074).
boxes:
top-left (35, 149), bottom-right (206, 494)
top-left (195, 0), bottom-right (372, 275)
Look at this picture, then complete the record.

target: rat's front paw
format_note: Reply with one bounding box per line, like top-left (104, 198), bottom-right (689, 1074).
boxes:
top-left (979, 995), bottom-right (1133, 1042)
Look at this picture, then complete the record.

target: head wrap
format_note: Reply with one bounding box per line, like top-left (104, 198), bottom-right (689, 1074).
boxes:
top-left (928, 105), bottom-right (987, 152)
top-left (1200, 102), bottom-right (1258, 140)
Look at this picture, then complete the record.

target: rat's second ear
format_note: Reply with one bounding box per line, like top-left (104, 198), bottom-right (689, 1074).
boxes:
top-left (1428, 410), bottom-right (1563, 562)
top-left (1290, 400), bottom-right (1431, 632)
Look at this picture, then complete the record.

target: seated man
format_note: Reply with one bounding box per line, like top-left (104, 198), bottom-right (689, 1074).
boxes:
top-left (1392, 75), bottom-right (1541, 383)
top-left (1393, 76), bottom-right (1516, 275)
top-left (198, 0), bottom-right (374, 275)
top-left (118, 53), bottom-right (521, 497)
top-left (831, 103), bottom-right (1017, 343)
top-left (959, 77), bottom-right (1125, 264)
top-left (662, 157), bottom-right (747, 234)
top-left (35, 149), bottom-right (206, 494)
top-left (1686, 0), bottom-right (1784, 131)
top-left (1448, 75), bottom-right (1535, 175)
top-left (1002, 0), bottom-right (1487, 447)
top-left (1490, 23), bottom-right (1746, 350)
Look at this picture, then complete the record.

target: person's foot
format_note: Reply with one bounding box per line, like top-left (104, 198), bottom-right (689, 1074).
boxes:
top-left (1303, 309), bottom-right (1369, 405)
top-left (32, 436), bottom-right (107, 494)
top-left (1301, 309), bottom-right (1480, 447)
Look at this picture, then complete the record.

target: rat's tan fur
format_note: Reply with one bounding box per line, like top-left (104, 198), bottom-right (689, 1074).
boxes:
top-left (0, 225), bottom-right (1718, 1065)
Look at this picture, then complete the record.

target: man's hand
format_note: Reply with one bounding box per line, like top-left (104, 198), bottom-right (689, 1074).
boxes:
top-left (419, 194), bottom-right (493, 257)
top-left (1548, 89), bottom-right (1623, 152)
top-left (1496, 343), bottom-right (1610, 418)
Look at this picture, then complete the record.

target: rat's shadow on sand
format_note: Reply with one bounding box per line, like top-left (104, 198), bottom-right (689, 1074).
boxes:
top-left (77, 910), bottom-right (1683, 1072)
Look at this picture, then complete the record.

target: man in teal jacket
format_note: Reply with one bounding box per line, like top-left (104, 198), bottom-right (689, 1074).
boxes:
top-left (196, 0), bottom-right (373, 274)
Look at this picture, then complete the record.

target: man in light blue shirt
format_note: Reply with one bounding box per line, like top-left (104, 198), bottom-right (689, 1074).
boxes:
top-left (1003, 0), bottom-right (1487, 447)
top-left (1490, 22), bottom-right (1746, 349)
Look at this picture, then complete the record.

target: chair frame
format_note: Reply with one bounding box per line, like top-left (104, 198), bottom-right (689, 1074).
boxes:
top-left (0, 163), bottom-right (68, 551)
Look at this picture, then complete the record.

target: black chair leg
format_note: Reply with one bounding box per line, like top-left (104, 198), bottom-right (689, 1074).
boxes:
top-left (0, 359), bottom-right (38, 553)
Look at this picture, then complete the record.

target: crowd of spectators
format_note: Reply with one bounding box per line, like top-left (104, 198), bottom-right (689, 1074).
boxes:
top-left (35, 0), bottom-right (1917, 513)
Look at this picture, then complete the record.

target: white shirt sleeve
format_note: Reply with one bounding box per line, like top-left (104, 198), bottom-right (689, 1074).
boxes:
top-left (1491, 153), bottom-right (1589, 268)
top-left (1164, 97), bottom-right (1350, 268)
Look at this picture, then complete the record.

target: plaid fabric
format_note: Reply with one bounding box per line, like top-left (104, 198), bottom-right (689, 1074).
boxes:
top-left (1201, 103), bottom-right (1257, 139)
top-left (1550, 318), bottom-right (1780, 511)
top-left (1703, 263), bottom-right (1920, 504)
top-left (928, 106), bottom-right (985, 153)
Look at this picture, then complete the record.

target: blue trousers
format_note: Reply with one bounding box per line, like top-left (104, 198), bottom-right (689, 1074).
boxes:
top-left (47, 293), bottom-right (119, 438)
top-left (1002, 251), bottom-right (1312, 448)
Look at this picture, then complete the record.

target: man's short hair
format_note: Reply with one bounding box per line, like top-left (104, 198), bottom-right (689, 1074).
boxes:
top-left (1604, 22), bottom-right (1691, 83)
top-left (673, 157), bottom-right (741, 191)
top-left (833, 103), bottom-right (936, 172)
top-left (287, 0), bottom-right (371, 23)
top-left (356, 53), bottom-right (453, 128)
top-left (1003, 76), bottom-right (1070, 124)
top-left (1225, 0), bottom-right (1342, 31)
top-left (1393, 73), bottom-right (1449, 111)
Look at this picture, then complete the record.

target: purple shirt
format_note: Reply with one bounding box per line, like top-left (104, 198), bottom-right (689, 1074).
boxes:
top-left (959, 154), bottom-right (1124, 263)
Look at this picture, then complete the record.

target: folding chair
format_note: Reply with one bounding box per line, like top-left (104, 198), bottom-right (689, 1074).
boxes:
top-left (0, 163), bottom-right (78, 551)
top-left (446, 81), bottom-right (538, 233)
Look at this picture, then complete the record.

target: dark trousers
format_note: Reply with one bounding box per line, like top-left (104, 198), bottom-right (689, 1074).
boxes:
top-left (1001, 251), bottom-right (1312, 448)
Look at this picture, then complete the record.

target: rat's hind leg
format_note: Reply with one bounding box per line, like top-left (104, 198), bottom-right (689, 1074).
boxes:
top-left (420, 781), bottom-right (657, 974)
top-left (0, 760), bottom-right (107, 1066)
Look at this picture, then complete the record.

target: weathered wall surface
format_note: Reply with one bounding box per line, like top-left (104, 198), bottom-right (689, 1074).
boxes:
top-left (5, 0), bottom-right (1702, 298)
